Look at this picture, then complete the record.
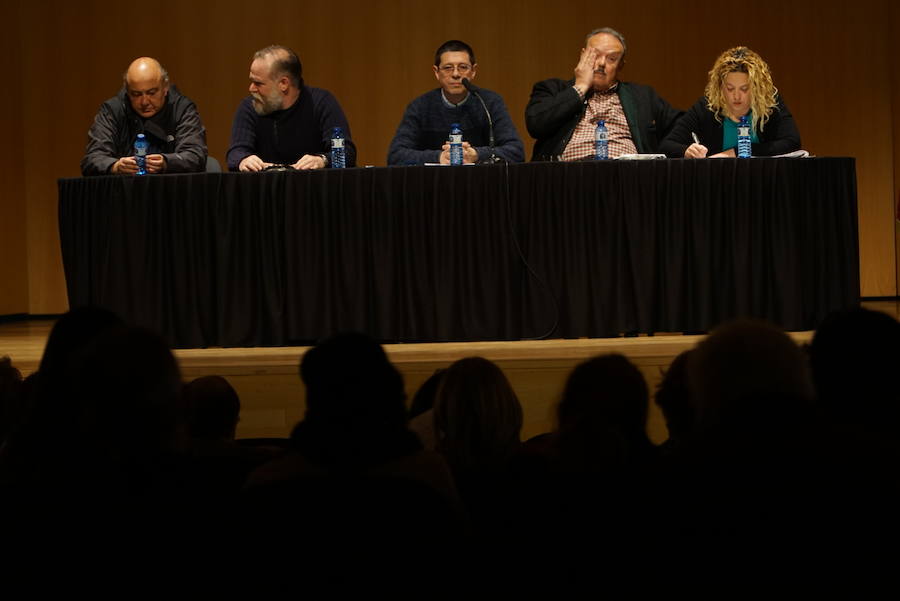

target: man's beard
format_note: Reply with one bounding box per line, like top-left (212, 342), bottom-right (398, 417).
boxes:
top-left (251, 88), bottom-right (282, 115)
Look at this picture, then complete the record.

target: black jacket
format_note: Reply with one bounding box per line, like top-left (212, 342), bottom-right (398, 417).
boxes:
top-left (658, 95), bottom-right (801, 158)
top-left (525, 78), bottom-right (682, 161)
top-left (81, 85), bottom-right (207, 176)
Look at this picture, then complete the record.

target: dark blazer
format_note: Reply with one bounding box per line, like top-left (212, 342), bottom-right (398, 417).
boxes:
top-left (525, 78), bottom-right (682, 161)
top-left (659, 95), bottom-right (801, 158)
top-left (81, 85), bottom-right (207, 176)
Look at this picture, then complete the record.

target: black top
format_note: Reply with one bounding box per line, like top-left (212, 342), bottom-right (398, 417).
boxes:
top-left (81, 85), bottom-right (208, 175)
top-left (226, 85), bottom-right (356, 170)
top-left (659, 95), bottom-right (801, 158)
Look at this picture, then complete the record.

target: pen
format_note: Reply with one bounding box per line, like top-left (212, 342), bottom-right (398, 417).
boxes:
top-left (691, 132), bottom-right (700, 145)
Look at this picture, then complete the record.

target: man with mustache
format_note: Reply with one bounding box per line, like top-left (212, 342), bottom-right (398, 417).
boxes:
top-left (227, 45), bottom-right (355, 171)
top-left (525, 28), bottom-right (681, 161)
top-left (81, 57), bottom-right (207, 175)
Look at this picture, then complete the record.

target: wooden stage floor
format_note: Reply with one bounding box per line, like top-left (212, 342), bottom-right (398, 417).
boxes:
top-left (3, 300), bottom-right (897, 443)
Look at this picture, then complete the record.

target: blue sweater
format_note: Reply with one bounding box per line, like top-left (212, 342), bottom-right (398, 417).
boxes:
top-left (387, 88), bottom-right (525, 165)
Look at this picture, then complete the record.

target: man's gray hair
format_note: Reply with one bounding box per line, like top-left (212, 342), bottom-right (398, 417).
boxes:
top-left (253, 45), bottom-right (303, 88)
top-left (585, 27), bottom-right (627, 62)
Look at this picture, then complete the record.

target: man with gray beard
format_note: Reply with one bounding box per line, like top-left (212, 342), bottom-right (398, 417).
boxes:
top-left (226, 45), bottom-right (356, 171)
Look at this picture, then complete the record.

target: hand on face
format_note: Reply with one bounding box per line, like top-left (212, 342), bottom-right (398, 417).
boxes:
top-left (574, 46), bottom-right (600, 91)
top-left (577, 33), bottom-right (624, 92)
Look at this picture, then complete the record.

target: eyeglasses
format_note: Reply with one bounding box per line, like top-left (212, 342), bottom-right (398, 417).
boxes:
top-left (438, 64), bottom-right (472, 74)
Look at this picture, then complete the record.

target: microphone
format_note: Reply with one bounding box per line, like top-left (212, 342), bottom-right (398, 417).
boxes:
top-left (461, 78), bottom-right (502, 164)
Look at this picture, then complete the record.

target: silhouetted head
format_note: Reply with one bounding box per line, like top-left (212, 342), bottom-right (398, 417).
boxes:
top-left (72, 327), bottom-right (182, 459)
top-left (300, 332), bottom-right (407, 429)
top-left (39, 306), bottom-right (124, 383)
top-left (433, 357), bottom-right (522, 474)
top-left (293, 332), bottom-right (416, 468)
top-left (809, 307), bottom-right (900, 436)
top-left (560, 354), bottom-right (648, 434)
top-left (688, 319), bottom-right (814, 430)
top-left (182, 375), bottom-right (240, 441)
top-left (29, 306), bottom-right (125, 429)
top-left (555, 353), bottom-right (653, 467)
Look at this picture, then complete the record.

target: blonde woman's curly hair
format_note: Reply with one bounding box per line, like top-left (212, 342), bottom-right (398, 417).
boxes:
top-left (705, 46), bottom-right (778, 133)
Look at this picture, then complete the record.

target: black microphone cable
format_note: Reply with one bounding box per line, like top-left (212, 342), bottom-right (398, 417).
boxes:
top-left (502, 160), bottom-right (560, 340)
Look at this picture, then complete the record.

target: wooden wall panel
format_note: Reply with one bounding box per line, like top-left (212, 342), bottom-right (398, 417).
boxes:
top-left (893, 2), bottom-right (900, 294)
top-left (6, 0), bottom-right (896, 318)
top-left (0, 4), bottom-right (28, 316)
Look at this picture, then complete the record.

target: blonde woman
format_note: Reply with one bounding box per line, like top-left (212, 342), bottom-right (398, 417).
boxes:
top-left (660, 47), bottom-right (800, 158)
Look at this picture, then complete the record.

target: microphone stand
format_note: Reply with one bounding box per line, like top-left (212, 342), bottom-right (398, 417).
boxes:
top-left (462, 78), bottom-right (503, 164)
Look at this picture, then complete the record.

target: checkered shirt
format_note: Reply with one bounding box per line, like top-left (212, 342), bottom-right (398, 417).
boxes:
top-left (561, 84), bottom-right (638, 161)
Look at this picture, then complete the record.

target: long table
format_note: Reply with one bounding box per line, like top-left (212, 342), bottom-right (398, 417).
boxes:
top-left (58, 159), bottom-right (860, 348)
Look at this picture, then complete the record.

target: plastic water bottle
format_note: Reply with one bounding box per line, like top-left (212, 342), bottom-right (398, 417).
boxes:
top-left (134, 133), bottom-right (148, 175)
top-left (737, 115), bottom-right (752, 158)
top-left (594, 120), bottom-right (609, 160)
top-left (449, 123), bottom-right (463, 166)
top-left (330, 127), bottom-right (346, 168)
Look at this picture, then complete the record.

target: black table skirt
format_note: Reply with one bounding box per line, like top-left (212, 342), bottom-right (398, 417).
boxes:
top-left (58, 159), bottom-right (860, 348)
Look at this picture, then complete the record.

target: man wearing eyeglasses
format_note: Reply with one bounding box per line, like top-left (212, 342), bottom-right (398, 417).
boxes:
top-left (387, 40), bottom-right (524, 165)
top-left (526, 28), bottom-right (682, 161)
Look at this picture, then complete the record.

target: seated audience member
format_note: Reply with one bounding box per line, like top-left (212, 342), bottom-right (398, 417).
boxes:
top-left (244, 332), bottom-right (462, 541)
top-left (387, 40), bottom-right (524, 165)
top-left (659, 46), bottom-right (800, 158)
top-left (808, 307), bottom-right (900, 440)
top-left (525, 27), bottom-right (681, 161)
top-left (515, 354), bottom-right (660, 550)
top-left (520, 354), bottom-right (658, 481)
top-left (227, 45), bottom-right (356, 171)
top-left (670, 319), bottom-right (899, 555)
top-left (551, 354), bottom-right (658, 474)
top-left (81, 57), bottom-right (208, 176)
top-left (686, 320), bottom-right (814, 432)
top-left (65, 327), bottom-right (185, 494)
top-left (431, 356), bottom-right (523, 534)
top-left (0, 307), bottom-right (124, 487)
top-left (181, 375), bottom-right (277, 493)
